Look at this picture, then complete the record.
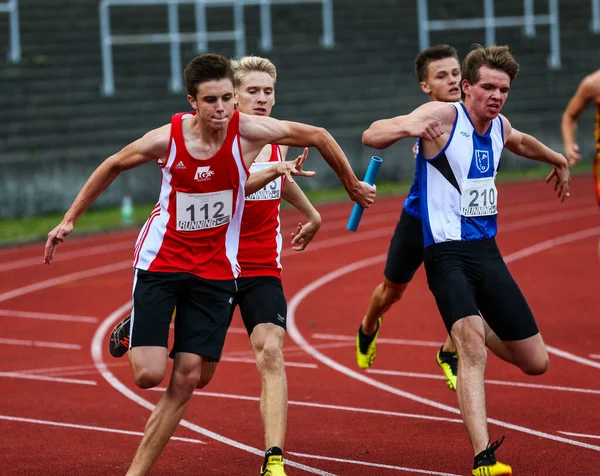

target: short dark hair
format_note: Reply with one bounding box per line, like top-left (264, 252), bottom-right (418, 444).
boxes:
top-left (414, 44), bottom-right (459, 82)
top-left (461, 44), bottom-right (520, 99)
top-left (184, 53), bottom-right (234, 98)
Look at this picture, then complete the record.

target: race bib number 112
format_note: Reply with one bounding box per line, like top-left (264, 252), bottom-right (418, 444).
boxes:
top-left (176, 190), bottom-right (233, 231)
top-left (461, 177), bottom-right (498, 217)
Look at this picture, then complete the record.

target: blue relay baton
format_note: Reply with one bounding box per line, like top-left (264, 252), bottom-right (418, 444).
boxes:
top-left (346, 156), bottom-right (383, 232)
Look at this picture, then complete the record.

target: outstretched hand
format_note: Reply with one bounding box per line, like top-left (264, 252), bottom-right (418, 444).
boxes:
top-left (291, 219), bottom-right (321, 251)
top-left (545, 157), bottom-right (571, 202)
top-left (279, 148), bottom-right (316, 184)
top-left (44, 220), bottom-right (74, 264)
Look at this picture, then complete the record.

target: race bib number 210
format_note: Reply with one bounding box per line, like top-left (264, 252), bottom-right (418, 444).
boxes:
top-left (176, 190), bottom-right (233, 231)
top-left (461, 177), bottom-right (498, 217)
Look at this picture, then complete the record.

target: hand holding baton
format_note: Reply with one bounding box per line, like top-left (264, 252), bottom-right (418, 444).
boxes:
top-left (346, 156), bottom-right (383, 232)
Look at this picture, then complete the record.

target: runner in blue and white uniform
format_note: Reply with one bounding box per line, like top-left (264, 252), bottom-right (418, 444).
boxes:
top-left (362, 45), bottom-right (570, 476)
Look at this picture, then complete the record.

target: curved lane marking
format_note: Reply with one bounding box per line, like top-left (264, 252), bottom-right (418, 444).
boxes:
top-left (287, 227), bottom-right (600, 452)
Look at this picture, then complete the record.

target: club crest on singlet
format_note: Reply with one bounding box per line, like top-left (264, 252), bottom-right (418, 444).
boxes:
top-left (475, 149), bottom-right (490, 173)
top-left (194, 166), bottom-right (215, 182)
top-left (176, 190), bottom-right (233, 231)
top-left (246, 162), bottom-right (282, 201)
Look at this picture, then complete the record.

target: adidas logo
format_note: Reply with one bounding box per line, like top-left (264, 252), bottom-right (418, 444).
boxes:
top-left (174, 160), bottom-right (186, 170)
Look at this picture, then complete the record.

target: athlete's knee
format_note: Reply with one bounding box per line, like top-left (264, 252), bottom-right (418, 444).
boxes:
top-left (195, 374), bottom-right (212, 389)
top-left (133, 367), bottom-right (165, 389)
top-left (170, 362), bottom-right (203, 398)
top-left (452, 319), bottom-right (487, 365)
top-left (129, 347), bottom-right (168, 389)
top-left (196, 360), bottom-right (219, 389)
top-left (519, 353), bottom-right (549, 376)
top-left (380, 280), bottom-right (407, 305)
top-left (257, 342), bottom-right (284, 375)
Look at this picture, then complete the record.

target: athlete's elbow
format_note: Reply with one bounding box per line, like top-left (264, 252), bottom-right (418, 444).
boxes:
top-left (362, 132), bottom-right (388, 149)
top-left (311, 127), bottom-right (329, 148)
top-left (362, 130), bottom-right (379, 148)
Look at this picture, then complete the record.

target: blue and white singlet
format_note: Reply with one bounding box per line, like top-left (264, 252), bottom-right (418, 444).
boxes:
top-left (418, 102), bottom-right (505, 247)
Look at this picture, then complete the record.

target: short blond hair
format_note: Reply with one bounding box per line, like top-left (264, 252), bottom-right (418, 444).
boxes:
top-left (231, 56), bottom-right (277, 88)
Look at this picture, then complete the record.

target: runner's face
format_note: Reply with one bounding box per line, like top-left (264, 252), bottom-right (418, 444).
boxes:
top-left (423, 57), bottom-right (461, 102)
top-left (463, 66), bottom-right (510, 122)
top-left (235, 71), bottom-right (275, 117)
top-left (188, 79), bottom-right (235, 130)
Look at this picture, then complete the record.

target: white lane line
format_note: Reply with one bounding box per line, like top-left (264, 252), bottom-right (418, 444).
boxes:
top-left (0, 338), bottom-right (81, 350)
top-left (501, 206), bottom-right (598, 232)
top-left (0, 309), bottom-right (98, 323)
top-left (0, 242), bottom-right (133, 273)
top-left (221, 356), bottom-right (317, 368)
top-left (0, 261), bottom-right (131, 304)
top-left (15, 362), bottom-right (129, 375)
top-left (281, 227), bottom-right (392, 257)
top-left (545, 346), bottom-right (600, 371)
top-left (0, 372), bottom-right (96, 385)
top-left (590, 354), bottom-right (600, 360)
top-left (288, 452), bottom-right (461, 476)
top-left (312, 334), bottom-right (441, 348)
top-left (0, 415), bottom-right (204, 444)
top-left (92, 302), bottom-right (336, 476)
top-left (225, 342), bottom-right (356, 360)
top-left (503, 226), bottom-right (600, 264)
top-left (559, 431), bottom-right (600, 440)
top-left (366, 369), bottom-right (600, 395)
top-left (499, 195), bottom-right (591, 216)
top-left (286, 227), bottom-right (600, 452)
top-left (227, 327), bottom-right (248, 334)
top-left (148, 389), bottom-right (463, 424)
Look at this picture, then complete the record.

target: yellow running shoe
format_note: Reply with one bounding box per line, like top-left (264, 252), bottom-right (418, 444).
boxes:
top-left (260, 455), bottom-right (287, 476)
top-left (472, 437), bottom-right (512, 476)
top-left (436, 345), bottom-right (458, 391)
top-left (472, 461), bottom-right (512, 476)
top-left (356, 317), bottom-right (382, 369)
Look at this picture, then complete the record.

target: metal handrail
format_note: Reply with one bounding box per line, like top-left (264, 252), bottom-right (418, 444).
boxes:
top-left (99, 0), bottom-right (335, 95)
top-left (0, 0), bottom-right (21, 62)
top-left (242, 0), bottom-right (334, 51)
top-left (99, 0), bottom-right (245, 96)
top-left (417, 0), bottom-right (561, 69)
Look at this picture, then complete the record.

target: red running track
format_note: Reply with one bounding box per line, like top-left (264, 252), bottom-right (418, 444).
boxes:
top-left (0, 175), bottom-right (599, 475)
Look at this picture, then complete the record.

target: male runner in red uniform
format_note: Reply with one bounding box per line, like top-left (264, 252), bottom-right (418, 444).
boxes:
top-left (44, 53), bottom-right (375, 476)
top-left (108, 55), bottom-right (322, 476)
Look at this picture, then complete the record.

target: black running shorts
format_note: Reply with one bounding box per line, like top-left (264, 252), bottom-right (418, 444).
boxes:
top-left (423, 239), bottom-right (539, 341)
top-left (384, 209), bottom-right (425, 284)
top-left (131, 269), bottom-right (236, 361)
top-left (232, 276), bottom-right (287, 336)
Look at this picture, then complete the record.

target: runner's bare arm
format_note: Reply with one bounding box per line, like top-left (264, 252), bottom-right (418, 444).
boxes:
top-left (561, 73), bottom-right (599, 165)
top-left (362, 102), bottom-right (454, 149)
top-left (502, 116), bottom-right (570, 201)
top-left (43, 125), bottom-right (171, 264)
top-left (503, 118), bottom-right (568, 168)
top-left (282, 178), bottom-right (322, 252)
top-left (240, 113), bottom-right (374, 208)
